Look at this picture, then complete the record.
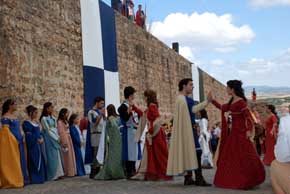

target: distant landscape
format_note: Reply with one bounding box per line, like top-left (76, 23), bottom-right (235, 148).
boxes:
top-left (245, 86), bottom-right (290, 107)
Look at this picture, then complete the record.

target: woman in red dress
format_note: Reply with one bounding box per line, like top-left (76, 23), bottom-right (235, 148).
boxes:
top-left (263, 105), bottom-right (278, 165)
top-left (143, 89), bottom-right (172, 181)
top-left (209, 80), bottom-right (265, 189)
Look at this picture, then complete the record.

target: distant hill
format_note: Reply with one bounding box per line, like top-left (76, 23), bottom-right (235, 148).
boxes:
top-left (245, 86), bottom-right (290, 97)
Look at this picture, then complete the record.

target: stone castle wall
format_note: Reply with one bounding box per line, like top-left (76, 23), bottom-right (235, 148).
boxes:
top-left (0, 0), bottom-right (227, 128)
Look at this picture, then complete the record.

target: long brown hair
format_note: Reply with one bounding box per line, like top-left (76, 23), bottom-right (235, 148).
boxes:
top-left (107, 104), bottom-right (118, 117)
top-left (144, 89), bottom-right (158, 107)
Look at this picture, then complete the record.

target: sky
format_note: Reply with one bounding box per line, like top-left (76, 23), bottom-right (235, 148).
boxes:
top-left (103, 0), bottom-right (290, 87)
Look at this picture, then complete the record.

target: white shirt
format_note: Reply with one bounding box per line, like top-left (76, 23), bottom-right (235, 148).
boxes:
top-left (275, 114), bottom-right (290, 163)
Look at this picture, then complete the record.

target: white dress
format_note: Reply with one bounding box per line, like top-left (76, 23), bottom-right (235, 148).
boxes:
top-left (198, 118), bottom-right (213, 167)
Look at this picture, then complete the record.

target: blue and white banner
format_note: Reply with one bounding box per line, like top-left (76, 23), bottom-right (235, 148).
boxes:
top-left (191, 63), bottom-right (200, 102)
top-left (80, 0), bottom-right (120, 113)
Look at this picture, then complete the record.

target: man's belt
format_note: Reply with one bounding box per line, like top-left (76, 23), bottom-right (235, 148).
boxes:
top-left (91, 131), bottom-right (102, 134)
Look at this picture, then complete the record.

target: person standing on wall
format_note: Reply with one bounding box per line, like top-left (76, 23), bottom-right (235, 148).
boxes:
top-left (135, 4), bottom-right (145, 29)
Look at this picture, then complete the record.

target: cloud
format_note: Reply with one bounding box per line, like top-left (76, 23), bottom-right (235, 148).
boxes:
top-left (202, 48), bottom-right (290, 87)
top-left (150, 12), bottom-right (255, 53)
top-left (250, 0), bottom-right (290, 7)
top-left (210, 59), bottom-right (224, 65)
top-left (179, 46), bottom-right (194, 61)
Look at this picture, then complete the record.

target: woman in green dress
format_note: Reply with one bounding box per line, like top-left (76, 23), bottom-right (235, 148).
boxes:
top-left (95, 104), bottom-right (125, 180)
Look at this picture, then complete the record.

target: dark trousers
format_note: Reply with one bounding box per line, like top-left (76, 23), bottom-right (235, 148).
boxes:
top-left (125, 161), bottom-right (136, 177)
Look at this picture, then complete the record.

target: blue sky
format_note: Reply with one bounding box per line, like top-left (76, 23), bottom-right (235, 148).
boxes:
top-left (103, 0), bottom-right (290, 87)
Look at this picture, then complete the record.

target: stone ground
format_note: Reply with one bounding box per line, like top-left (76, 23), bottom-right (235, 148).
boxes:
top-left (0, 167), bottom-right (273, 194)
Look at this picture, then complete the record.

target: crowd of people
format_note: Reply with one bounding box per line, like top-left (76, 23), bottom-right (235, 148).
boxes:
top-left (113, 0), bottom-right (146, 29)
top-left (0, 78), bottom-right (290, 194)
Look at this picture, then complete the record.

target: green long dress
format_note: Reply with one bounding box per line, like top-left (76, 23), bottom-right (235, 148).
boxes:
top-left (95, 116), bottom-right (125, 180)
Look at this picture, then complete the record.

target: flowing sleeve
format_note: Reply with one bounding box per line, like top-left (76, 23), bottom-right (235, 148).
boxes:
top-left (147, 104), bottom-right (160, 134)
top-left (192, 100), bottom-right (209, 113)
top-left (241, 101), bottom-right (254, 133)
top-left (212, 99), bottom-right (229, 112)
top-left (57, 121), bottom-right (68, 146)
top-left (132, 105), bottom-right (143, 118)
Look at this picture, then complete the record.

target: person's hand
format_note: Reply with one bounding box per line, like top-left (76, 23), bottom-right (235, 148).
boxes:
top-left (246, 130), bottom-right (254, 142)
top-left (38, 138), bottom-right (44, 144)
top-left (207, 91), bottom-right (213, 102)
top-left (100, 107), bottom-right (106, 117)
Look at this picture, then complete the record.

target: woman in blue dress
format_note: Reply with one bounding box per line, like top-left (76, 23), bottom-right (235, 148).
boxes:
top-left (1, 99), bottom-right (29, 185)
top-left (22, 105), bottom-right (46, 184)
top-left (69, 114), bottom-right (86, 176)
top-left (40, 102), bottom-right (64, 180)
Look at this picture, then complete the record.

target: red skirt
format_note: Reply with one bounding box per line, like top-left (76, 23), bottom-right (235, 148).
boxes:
top-left (145, 128), bottom-right (172, 181)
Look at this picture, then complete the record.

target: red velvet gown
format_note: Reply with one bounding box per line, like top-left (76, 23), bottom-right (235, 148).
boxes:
top-left (212, 99), bottom-right (265, 189)
top-left (263, 114), bottom-right (278, 165)
top-left (145, 103), bottom-right (172, 181)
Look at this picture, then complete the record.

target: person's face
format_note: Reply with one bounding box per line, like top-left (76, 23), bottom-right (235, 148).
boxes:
top-left (74, 116), bottom-right (80, 125)
top-left (138, 5), bottom-right (141, 10)
top-left (226, 86), bottom-right (234, 96)
top-left (9, 101), bottom-right (17, 112)
top-left (47, 105), bottom-right (54, 114)
top-left (266, 107), bottom-right (271, 114)
top-left (129, 93), bottom-right (135, 101)
top-left (32, 110), bottom-right (38, 120)
top-left (97, 101), bottom-right (105, 109)
top-left (185, 81), bottom-right (193, 95)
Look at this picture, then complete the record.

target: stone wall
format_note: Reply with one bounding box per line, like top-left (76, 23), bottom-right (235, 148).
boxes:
top-left (115, 13), bottom-right (227, 127)
top-left (0, 0), bottom-right (227, 128)
top-left (115, 12), bottom-right (192, 117)
top-left (0, 0), bottom-right (84, 118)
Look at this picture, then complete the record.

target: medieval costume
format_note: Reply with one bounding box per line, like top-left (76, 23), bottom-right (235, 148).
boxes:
top-left (263, 113), bottom-right (278, 165)
top-left (212, 99), bottom-right (265, 189)
top-left (22, 120), bottom-right (46, 184)
top-left (198, 118), bottom-right (213, 168)
top-left (95, 116), bottom-right (125, 180)
top-left (85, 109), bottom-right (105, 178)
top-left (69, 124), bottom-right (86, 176)
top-left (133, 104), bottom-right (172, 181)
top-left (167, 95), bottom-right (209, 185)
top-left (118, 101), bottom-right (143, 178)
top-left (0, 119), bottom-right (23, 188)
top-left (1, 118), bottom-right (28, 185)
top-left (57, 120), bottom-right (76, 177)
top-left (41, 116), bottom-right (64, 180)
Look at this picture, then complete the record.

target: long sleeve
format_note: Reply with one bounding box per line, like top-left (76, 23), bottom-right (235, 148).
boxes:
top-left (132, 105), bottom-right (143, 118)
top-left (192, 100), bottom-right (209, 113)
top-left (212, 99), bottom-right (229, 112)
top-left (147, 104), bottom-right (160, 134)
top-left (57, 120), bottom-right (68, 146)
top-left (241, 102), bottom-right (254, 133)
top-left (41, 117), bottom-right (59, 141)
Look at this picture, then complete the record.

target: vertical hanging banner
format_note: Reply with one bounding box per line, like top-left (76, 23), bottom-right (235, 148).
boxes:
top-left (80, 0), bottom-right (120, 112)
top-left (191, 63), bottom-right (200, 102)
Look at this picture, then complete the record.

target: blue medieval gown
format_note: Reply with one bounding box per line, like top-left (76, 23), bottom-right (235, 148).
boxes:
top-left (69, 125), bottom-right (86, 176)
top-left (22, 120), bottom-right (46, 184)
